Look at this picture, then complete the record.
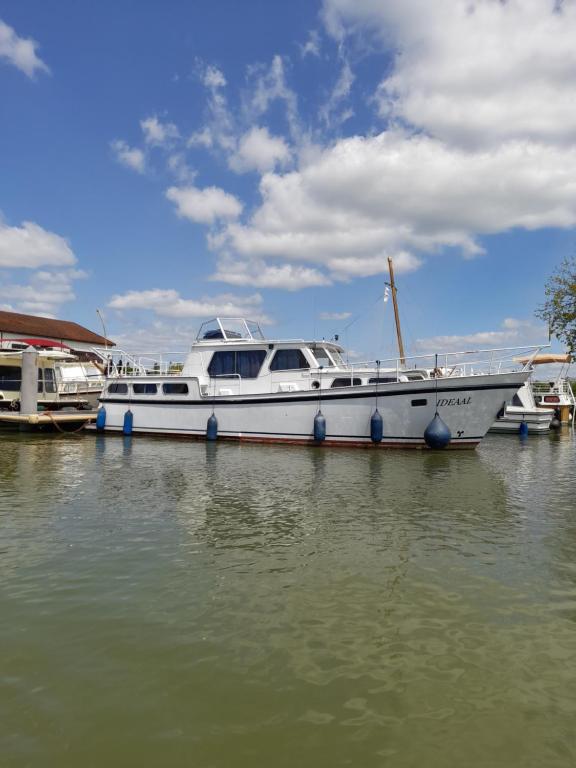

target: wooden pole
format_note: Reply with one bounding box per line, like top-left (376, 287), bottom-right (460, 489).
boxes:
top-left (388, 257), bottom-right (406, 365)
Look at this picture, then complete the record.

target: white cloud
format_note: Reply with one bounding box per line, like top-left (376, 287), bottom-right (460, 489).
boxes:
top-left (413, 317), bottom-right (548, 354)
top-left (213, 130), bottom-right (576, 279)
top-left (246, 56), bottom-right (301, 143)
top-left (319, 311), bottom-right (351, 320)
top-left (228, 126), bottom-right (291, 174)
top-left (110, 139), bottom-right (146, 173)
top-left (323, 0), bottom-right (576, 149)
top-left (0, 268), bottom-right (85, 316)
top-left (192, 62), bottom-right (236, 153)
top-left (108, 288), bottom-right (270, 322)
top-left (166, 153), bottom-right (195, 183)
top-left (211, 258), bottom-right (331, 290)
top-left (300, 30), bottom-right (321, 58)
top-left (319, 59), bottom-right (355, 128)
top-left (187, 127), bottom-right (214, 149)
top-left (141, 115), bottom-right (179, 146)
top-left (166, 185), bottom-right (242, 224)
top-left (111, 320), bottom-right (202, 353)
top-left (0, 219), bottom-right (75, 268)
top-left (0, 18), bottom-right (49, 78)
top-left (203, 64), bottom-right (226, 89)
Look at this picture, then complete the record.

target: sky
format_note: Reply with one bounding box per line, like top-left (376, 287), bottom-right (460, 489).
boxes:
top-left (1, 0), bottom-right (575, 360)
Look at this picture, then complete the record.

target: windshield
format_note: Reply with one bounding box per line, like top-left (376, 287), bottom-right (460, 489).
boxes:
top-left (313, 347), bottom-right (335, 367)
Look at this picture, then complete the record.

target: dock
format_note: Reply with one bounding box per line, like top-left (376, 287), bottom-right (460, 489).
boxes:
top-left (0, 411), bottom-right (97, 429)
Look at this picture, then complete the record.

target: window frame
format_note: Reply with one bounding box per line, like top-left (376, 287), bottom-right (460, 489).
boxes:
top-left (162, 382), bottom-right (189, 395)
top-left (207, 349), bottom-right (267, 379)
top-left (132, 383), bottom-right (158, 395)
top-left (269, 348), bottom-right (311, 372)
top-left (107, 382), bottom-right (128, 394)
top-left (330, 377), bottom-right (362, 388)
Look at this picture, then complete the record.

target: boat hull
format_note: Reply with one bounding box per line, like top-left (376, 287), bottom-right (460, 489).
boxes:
top-left (98, 371), bottom-right (529, 449)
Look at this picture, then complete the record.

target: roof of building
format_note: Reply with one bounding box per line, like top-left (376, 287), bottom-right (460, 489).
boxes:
top-left (0, 310), bottom-right (115, 347)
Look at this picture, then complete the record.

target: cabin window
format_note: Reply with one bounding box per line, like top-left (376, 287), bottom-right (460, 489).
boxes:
top-left (108, 382), bottom-right (128, 394)
top-left (133, 383), bottom-right (158, 394)
top-left (162, 382), bottom-right (189, 395)
top-left (208, 350), bottom-right (267, 379)
top-left (37, 369), bottom-right (43, 393)
top-left (0, 366), bottom-right (21, 391)
top-left (44, 368), bottom-right (57, 393)
top-left (512, 393), bottom-right (523, 407)
top-left (331, 377), bottom-right (362, 388)
top-left (269, 349), bottom-right (310, 371)
top-left (312, 347), bottom-right (334, 367)
top-left (368, 377), bottom-right (398, 384)
top-left (411, 399), bottom-right (427, 407)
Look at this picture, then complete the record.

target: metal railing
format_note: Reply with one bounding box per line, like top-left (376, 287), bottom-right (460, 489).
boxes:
top-left (532, 379), bottom-right (576, 404)
top-left (94, 349), bottom-right (187, 378)
top-left (315, 344), bottom-right (545, 382)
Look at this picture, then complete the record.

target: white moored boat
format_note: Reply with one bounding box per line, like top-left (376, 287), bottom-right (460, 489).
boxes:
top-left (489, 381), bottom-right (555, 434)
top-left (528, 354), bottom-right (575, 426)
top-left (96, 317), bottom-right (538, 449)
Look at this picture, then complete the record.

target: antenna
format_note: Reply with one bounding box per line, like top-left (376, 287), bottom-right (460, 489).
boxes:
top-left (96, 308), bottom-right (109, 355)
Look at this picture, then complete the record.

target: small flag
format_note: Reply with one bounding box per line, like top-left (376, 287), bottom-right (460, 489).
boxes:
top-left (383, 286), bottom-right (390, 303)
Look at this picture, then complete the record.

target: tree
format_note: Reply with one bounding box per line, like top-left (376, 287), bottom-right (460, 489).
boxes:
top-left (536, 255), bottom-right (576, 353)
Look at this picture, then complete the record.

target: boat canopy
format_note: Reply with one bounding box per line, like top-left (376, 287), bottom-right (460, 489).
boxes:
top-left (196, 318), bottom-right (265, 342)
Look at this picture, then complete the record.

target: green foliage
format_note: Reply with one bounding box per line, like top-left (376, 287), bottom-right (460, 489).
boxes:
top-left (536, 256), bottom-right (576, 352)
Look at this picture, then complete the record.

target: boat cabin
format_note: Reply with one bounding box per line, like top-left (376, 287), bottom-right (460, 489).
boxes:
top-left (0, 350), bottom-right (90, 411)
top-left (102, 317), bottom-right (431, 400)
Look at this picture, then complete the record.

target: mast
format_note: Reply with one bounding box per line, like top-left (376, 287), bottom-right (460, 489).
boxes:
top-left (387, 257), bottom-right (406, 365)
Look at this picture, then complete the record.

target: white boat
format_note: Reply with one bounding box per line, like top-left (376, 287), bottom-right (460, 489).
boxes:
top-left (489, 381), bottom-right (555, 434)
top-left (54, 360), bottom-right (105, 405)
top-left (528, 354), bottom-right (575, 425)
top-left (0, 337), bottom-right (105, 406)
top-left (0, 349), bottom-right (90, 412)
top-left (96, 317), bottom-right (538, 449)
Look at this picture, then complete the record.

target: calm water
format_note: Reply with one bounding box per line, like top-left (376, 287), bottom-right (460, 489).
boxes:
top-left (1, 431), bottom-right (576, 767)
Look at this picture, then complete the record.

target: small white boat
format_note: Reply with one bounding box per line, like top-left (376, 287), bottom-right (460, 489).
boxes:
top-left (489, 382), bottom-right (555, 434)
top-left (96, 317), bottom-right (539, 449)
top-left (529, 354), bottom-right (575, 425)
top-left (0, 337), bottom-right (105, 407)
top-left (54, 361), bottom-right (105, 406)
top-left (0, 349), bottom-right (90, 412)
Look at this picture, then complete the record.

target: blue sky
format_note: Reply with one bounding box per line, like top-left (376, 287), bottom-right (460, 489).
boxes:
top-left (1, 0), bottom-right (575, 358)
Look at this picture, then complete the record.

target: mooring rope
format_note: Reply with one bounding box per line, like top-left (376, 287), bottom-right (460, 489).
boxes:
top-left (46, 410), bottom-right (92, 436)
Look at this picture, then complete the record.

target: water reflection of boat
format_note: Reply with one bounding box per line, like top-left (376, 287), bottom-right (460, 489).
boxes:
top-left (97, 317), bottom-right (536, 449)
